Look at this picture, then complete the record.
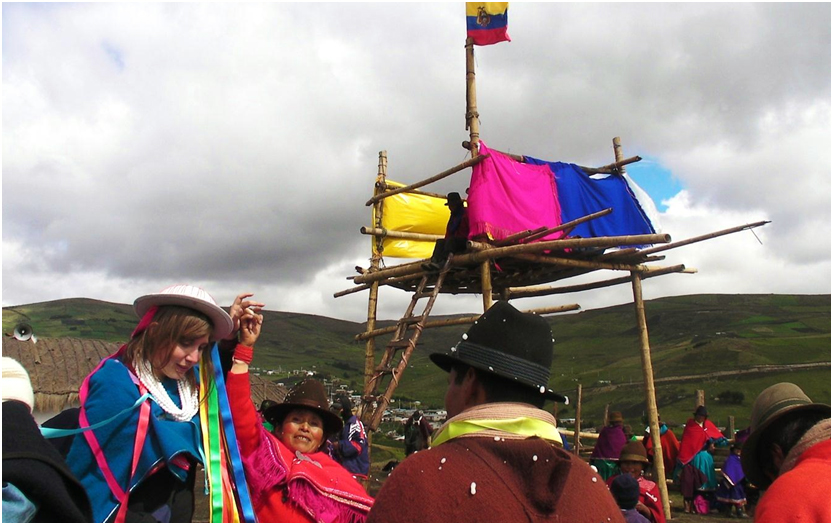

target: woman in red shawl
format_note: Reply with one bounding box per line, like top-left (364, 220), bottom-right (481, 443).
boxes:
top-left (642, 414), bottom-right (680, 477)
top-left (226, 306), bottom-right (373, 522)
top-left (673, 406), bottom-right (727, 514)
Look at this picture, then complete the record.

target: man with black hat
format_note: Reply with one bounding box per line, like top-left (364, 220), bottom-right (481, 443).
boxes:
top-left (741, 382), bottom-right (830, 522)
top-left (422, 192), bottom-right (469, 271)
top-left (368, 301), bottom-right (624, 522)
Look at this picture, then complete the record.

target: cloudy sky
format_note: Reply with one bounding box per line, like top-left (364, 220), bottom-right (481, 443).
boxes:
top-left (3, 3), bottom-right (830, 323)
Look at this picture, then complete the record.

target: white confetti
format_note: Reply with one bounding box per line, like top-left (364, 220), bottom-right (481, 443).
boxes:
top-left (441, 458), bottom-right (447, 464)
top-left (489, 366), bottom-right (494, 371)
top-left (592, 476), bottom-right (598, 483)
top-left (439, 466), bottom-right (443, 470)
top-left (470, 482), bottom-right (477, 495)
top-left (539, 386), bottom-right (546, 393)
top-left (494, 436), bottom-right (501, 441)
top-left (533, 455), bottom-right (538, 461)
top-left (462, 333), bottom-right (469, 340)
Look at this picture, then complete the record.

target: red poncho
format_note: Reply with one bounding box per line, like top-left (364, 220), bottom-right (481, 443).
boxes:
top-left (677, 418), bottom-right (724, 465)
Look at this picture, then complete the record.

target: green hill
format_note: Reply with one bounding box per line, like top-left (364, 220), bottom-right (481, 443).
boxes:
top-left (3, 293), bottom-right (829, 430)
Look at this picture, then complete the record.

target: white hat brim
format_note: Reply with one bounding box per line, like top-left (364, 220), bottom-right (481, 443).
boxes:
top-left (133, 293), bottom-right (234, 341)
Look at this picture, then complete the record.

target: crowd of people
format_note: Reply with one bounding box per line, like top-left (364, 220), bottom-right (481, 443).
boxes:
top-left (2, 285), bottom-right (830, 523)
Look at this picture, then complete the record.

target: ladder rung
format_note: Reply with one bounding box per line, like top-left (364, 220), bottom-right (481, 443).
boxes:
top-left (387, 339), bottom-right (413, 349)
top-left (399, 315), bottom-right (423, 325)
top-left (414, 292), bottom-right (434, 300)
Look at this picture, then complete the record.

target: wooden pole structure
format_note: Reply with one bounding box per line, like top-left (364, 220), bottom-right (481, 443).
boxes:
top-left (360, 227), bottom-right (443, 242)
top-left (574, 384), bottom-right (582, 454)
top-left (504, 264), bottom-right (686, 299)
top-left (480, 261), bottom-right (493, 311)
top-left (465, 38), bottom-right (480, 156)
top-left (365, 155), bottom-right (487, 206)
top-left (696, 390), bottom-right (705, 408)
top-left (461, 140), bottom-right (642, 174)
top-left (352, 233), bottom-right (671, 285)
top-left (604, 404), bottom-right (610, 427)
top-left (362, 152), bottom-right (387, 421)
top-left (728, 416), bottom-right (735, 441)
top-left (618, 137), bottom-right (670, 520)
top-left (354, 303), bottom-right (581, 341)
top-left (632, 271), bottom-right (671, 519)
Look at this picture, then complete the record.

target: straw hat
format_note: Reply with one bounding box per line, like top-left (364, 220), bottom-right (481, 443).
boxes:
top-left (741, 382), bottom-right (830, 488)
top-left (263, 379), bottom-right (343, 439)
top-left (133, 284), bottom-right (233, 340)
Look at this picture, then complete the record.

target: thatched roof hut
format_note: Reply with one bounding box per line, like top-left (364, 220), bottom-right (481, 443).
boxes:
top-left (2, 335), bottom-right (287, 412)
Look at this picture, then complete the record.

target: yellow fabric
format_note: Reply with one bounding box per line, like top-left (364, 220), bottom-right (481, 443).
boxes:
top-left (466, 2), bottom-right (509, 17)
top-left (372, 181), bottom-right (451, 259)
top-left (432, 417), bottom-right (564, 448)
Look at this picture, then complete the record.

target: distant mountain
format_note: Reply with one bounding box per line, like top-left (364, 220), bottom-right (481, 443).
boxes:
top-left (3, 293), bottom-right (829, 430)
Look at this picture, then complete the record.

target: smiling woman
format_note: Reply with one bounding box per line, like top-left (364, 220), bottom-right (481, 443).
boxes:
top-left (226, 315), bottom-right (374, 522)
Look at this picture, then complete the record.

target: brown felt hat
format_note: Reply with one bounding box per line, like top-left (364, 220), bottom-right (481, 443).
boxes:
top-left (741, 382), bottom-right (829, 488)
top-left (618, 441), bottom-right (649, 464)
top-left (263, 379), bottom-right (343, 439)
top-left (609, 411), bottom-right (624, 424)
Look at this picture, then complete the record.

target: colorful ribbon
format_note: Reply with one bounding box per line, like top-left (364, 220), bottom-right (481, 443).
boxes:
top-left (199, 343), bottom-right (256, 523)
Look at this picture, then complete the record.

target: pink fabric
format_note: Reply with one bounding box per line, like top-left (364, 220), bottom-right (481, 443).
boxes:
top-left (468, 142), bottom-right (563, 242)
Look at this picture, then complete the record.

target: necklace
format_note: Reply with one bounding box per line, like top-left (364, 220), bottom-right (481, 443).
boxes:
top-left (135, 359), bottom-right (199, 422)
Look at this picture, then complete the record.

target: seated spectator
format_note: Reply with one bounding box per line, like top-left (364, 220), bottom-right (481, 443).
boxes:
top-left (422, 192), bottom-right (469, 271)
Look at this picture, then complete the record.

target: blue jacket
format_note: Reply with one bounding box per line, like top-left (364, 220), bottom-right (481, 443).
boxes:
top-left (66, 358), bottom-right (203, 522)
top-left (337, 415), bottom-right (370, 477)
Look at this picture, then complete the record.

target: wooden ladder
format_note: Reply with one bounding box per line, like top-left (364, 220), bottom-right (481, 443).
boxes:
top-left (360, 256), bottom-right (453, 430)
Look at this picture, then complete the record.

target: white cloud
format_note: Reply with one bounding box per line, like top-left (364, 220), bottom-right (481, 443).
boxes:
top-left (2, 3), bottom-right (830, 324)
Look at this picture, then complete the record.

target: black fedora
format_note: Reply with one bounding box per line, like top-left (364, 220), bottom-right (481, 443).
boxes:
top-left (430, 301), bottom-right (567, 403)
top-left (444, 192), bottom-right (464, 206)
top-left (263, 379), bottom-right (343, 440)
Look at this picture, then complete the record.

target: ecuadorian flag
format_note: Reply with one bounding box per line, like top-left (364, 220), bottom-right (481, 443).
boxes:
top-left (466, 2), bottom-right (510, 46)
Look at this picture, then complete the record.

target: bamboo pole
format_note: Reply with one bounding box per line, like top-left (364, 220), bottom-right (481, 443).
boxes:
top-left (494, 226), bottom-right (549, 246)
top-left (503, 264), bottom-right (686, 299)
top-left (364, 155), bottom-right (487, 206)
top-left (616, 136), bottom-right (669, 519)
top-left (604, 404), bottom-right (610, 427)
top-left (461, 141), bottom-right (642, 174)
top-left (728, 416), bottom-right (735, 441)
top-left (512, 253), bottom-right (648, 272)
top-left (574, 384), bottom-right (582, 454)
top-left (480, 261), bottom-right (492, 311)
top-left (696, 390), bottom-right (705, 408)
top-left (522, 208), bottom-right (614, 243)
top-left (632, 271), bottom-right (671, 519)
top-left (360, 227), bottom-right (443, 242)
top-left (639, 221), bottom-right (770, 256)
top-left (361, 151), bottom-right (387, 421)
top-left (465, 38), bottom-right (480, 155)
top-left (353, 233), bottom-right (671, 285)
top-left (354, 303), bottom-right (581, 341)
top-left (382, 184), bottom-right (447, 200)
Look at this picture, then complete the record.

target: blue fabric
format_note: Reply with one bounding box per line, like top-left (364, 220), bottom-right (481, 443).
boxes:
top-left (2, 482), bottom-right (38, 523)
top-left (337, 415), bottom-right (370, 477)
top-left (524, 158), bottom-right (656, 243)
top-left (65, 359), bottom-right (203, 522)
top-left (690, 449), bottom-right (718, 490)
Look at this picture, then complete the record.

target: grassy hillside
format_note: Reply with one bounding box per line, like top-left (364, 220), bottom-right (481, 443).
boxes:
top-left (3, 293), bottom-right (829, 430)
